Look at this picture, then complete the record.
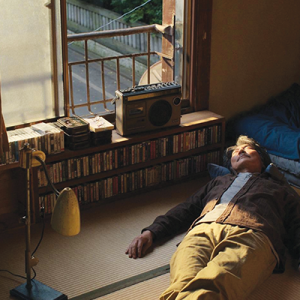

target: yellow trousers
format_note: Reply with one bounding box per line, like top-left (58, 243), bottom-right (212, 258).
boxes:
top-left (160, 222), bottom-right (277, 300)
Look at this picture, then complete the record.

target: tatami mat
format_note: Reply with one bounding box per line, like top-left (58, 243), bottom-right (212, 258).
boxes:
top-left (247, 255), bottom-right (300, 300)
top-left (1, 175), bottom-right (300, 300)
top-left (94, 273), bottom-right (170, 300)
top-left (94, 257), bottom-right (300, 300)
top-left (93, 257), bottom-right (300, 300)
top-left (0, 177), bottom-right (208, 300)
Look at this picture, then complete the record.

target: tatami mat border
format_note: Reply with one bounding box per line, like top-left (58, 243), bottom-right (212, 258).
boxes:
top-left (71, 265), bottom-right (170, 300)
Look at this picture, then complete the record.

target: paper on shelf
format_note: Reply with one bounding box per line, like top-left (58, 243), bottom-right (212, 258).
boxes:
top-left (83, 116), bottom-right (114, 132)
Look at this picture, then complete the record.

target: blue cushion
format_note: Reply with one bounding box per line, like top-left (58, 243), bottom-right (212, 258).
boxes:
top-left (228, 83), bottom-right (300, 160)
top-left (260, 83), bottom-right (300, 129)
top-left (207, 163), bottom-right (230, 179)
top-left (234, 114), bottom-right (300, 160)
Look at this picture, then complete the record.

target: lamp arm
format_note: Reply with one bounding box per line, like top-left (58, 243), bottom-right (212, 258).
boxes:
top-left (34, 155), bottom-right (60, 197)
top-left (10, 145), bottom-right (73, 299)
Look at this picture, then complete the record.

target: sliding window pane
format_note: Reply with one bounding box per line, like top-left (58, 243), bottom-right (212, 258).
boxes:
top-left (0, 0), bottom-right (63, 127)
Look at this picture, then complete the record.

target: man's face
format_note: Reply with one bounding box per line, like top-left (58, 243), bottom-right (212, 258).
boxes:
top-left (231, 144), bottom-right (263, 173)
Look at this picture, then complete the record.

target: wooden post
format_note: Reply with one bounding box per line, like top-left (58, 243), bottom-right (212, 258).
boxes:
top-left (0, 80), bottom-right (9, 157)
top-left (161, 0), bottom-right (175, 82)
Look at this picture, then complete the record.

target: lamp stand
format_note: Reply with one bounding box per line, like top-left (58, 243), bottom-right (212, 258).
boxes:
top-left (10, 145), bottom-right (67, 300)
top-left (10, 279), bottom-right (67, 300)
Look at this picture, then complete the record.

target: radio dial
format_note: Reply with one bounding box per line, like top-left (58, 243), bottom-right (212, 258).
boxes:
top-left (173, 97), bottom-right (181, 106)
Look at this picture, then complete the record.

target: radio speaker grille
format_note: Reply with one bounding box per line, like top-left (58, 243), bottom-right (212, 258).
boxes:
top-left (148, 100), bottom-right (172, 127)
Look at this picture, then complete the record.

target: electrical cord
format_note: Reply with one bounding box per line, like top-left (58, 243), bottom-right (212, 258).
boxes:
top-left (0, 268), bottom-right (37, 281)
top-left (28, 155), bottom-right (59, 279)
top-left (1, 152), bottom-right (61, 281)
top-left (68, 0), bottom-right (153, 46)
top-left (29, 155), bottom-right (58, 279)
top-left (0, 195), bottom-right (45, 280)
top-left (32, 195), bottom-right (46, 257)
top-left (0, 269), bottom-right (26, 280)
top-left (32, 267), bottom-right (37, 280)
top-left (0, 195), bottom-right (45, 281)
top-left (92, 0), bottom-right (153, 32)
top-left (1, 152), bottom-right (60, 281)
top-left (34, 155), bottom-right (60, 197)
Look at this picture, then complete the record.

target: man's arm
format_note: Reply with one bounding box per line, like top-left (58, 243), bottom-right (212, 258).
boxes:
top-left (143, 178), bottom-right (218, 241)
top-left (125, 230), bottom-right (153, 259)
top-left (125, 178), bottom-right (218, 259)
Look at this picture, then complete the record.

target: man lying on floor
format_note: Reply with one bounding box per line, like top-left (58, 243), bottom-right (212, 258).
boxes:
top-left (125, 135), bottom-right (300, 300)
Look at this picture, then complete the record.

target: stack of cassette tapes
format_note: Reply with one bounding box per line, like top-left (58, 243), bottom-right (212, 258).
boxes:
top-left (81, 115), bottom-right (114, 146)
top-left (56, 116), bottom-right (90, 150)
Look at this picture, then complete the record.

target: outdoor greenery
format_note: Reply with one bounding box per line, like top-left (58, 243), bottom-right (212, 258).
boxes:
top-left (84, 0), bottom-right (162, 24)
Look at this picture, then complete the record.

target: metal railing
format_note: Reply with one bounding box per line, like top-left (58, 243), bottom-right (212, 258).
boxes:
top-left (66, 24), bottom-right (173, 116)
top-left (66, 0), bottom-right (163, 54)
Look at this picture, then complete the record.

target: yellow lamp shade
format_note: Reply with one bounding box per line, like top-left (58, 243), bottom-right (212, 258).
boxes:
top-left (51, 187), bottom-right (80, 236)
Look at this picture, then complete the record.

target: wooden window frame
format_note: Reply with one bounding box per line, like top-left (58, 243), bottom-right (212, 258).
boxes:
top-left (189, 0), bottom-right (212, 111)
top-left (59, 0), bottom-right (212, 116)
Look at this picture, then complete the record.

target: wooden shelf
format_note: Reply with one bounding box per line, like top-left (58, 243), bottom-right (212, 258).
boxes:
top-left (44, 111), bottom-right (224, 163)
top-left (0, 161), bottom-right (20, 171)
top-left (0, 111), bottom-right (225, 227)
top-left (38, 142), bottom-right (223, 194)
top-left (0, 111), bottom-right (224, 169)
top-left (40, 173), bottom-right (212, 219)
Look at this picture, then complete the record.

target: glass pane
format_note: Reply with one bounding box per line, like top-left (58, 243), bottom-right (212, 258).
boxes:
top-left (175, 0), bottom-right (186, 98)
top-left (66, 0), bottom-right (164, 115)
top-left (0, 0), bottom-right (63, 127)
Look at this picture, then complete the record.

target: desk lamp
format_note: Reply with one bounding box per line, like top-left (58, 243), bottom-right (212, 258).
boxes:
top-left (10, 144), bottom-right (80, 300)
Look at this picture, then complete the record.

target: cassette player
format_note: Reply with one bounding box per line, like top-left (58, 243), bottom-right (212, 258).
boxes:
top-left (115, 82), bottom-right (181, 136)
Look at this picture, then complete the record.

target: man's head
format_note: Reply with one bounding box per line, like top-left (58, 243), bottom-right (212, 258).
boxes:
top-left (224, 136), bottom-right (271, 173)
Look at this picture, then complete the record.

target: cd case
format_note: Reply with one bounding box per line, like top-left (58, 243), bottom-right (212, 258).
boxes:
top-left (57, 116), bottom-right (89, 135)
top-left (81, 115), bottom-right (114, 132)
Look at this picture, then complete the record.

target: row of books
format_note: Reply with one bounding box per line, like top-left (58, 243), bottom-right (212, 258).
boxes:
top-left (39, 150), bottom-right (220, 214)
top-left (1, 122), bottom-right (65, 165)
top-left (37, 125), bottom-right (221, 187)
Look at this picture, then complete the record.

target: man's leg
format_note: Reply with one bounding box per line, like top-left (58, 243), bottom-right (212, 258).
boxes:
top-left (160, 223), bottom-right (277, 300)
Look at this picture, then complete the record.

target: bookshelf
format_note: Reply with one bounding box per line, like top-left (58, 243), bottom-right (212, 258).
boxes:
top-left (33, 111), bottom-right (225, 222)
top-left (0, 111), bottom-right (225, 227)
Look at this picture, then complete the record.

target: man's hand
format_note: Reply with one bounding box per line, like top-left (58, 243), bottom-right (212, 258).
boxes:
top-left (125, 230), bottom-right (153, 259)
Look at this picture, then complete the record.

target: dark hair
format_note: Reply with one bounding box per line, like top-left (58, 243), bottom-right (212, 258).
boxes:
top-left (223, 135), bottom-right (271, 172)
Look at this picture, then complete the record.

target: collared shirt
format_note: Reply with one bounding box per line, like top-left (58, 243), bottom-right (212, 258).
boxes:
top-left (144, 173), bottom-right (300, 272)
top-left (197, 172), bottom-right (252, 224)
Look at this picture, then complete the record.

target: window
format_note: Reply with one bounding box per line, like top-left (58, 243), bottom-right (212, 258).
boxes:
top-left (0, 0), bottom-right (212, 127)
top-left (0, 0), bottom-right (64, 127)
top-left (63, 0), bottom-right (186, 117)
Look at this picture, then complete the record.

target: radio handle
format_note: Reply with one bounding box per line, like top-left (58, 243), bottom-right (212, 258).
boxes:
top-left (111, 96), bottom-right (119, 105)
